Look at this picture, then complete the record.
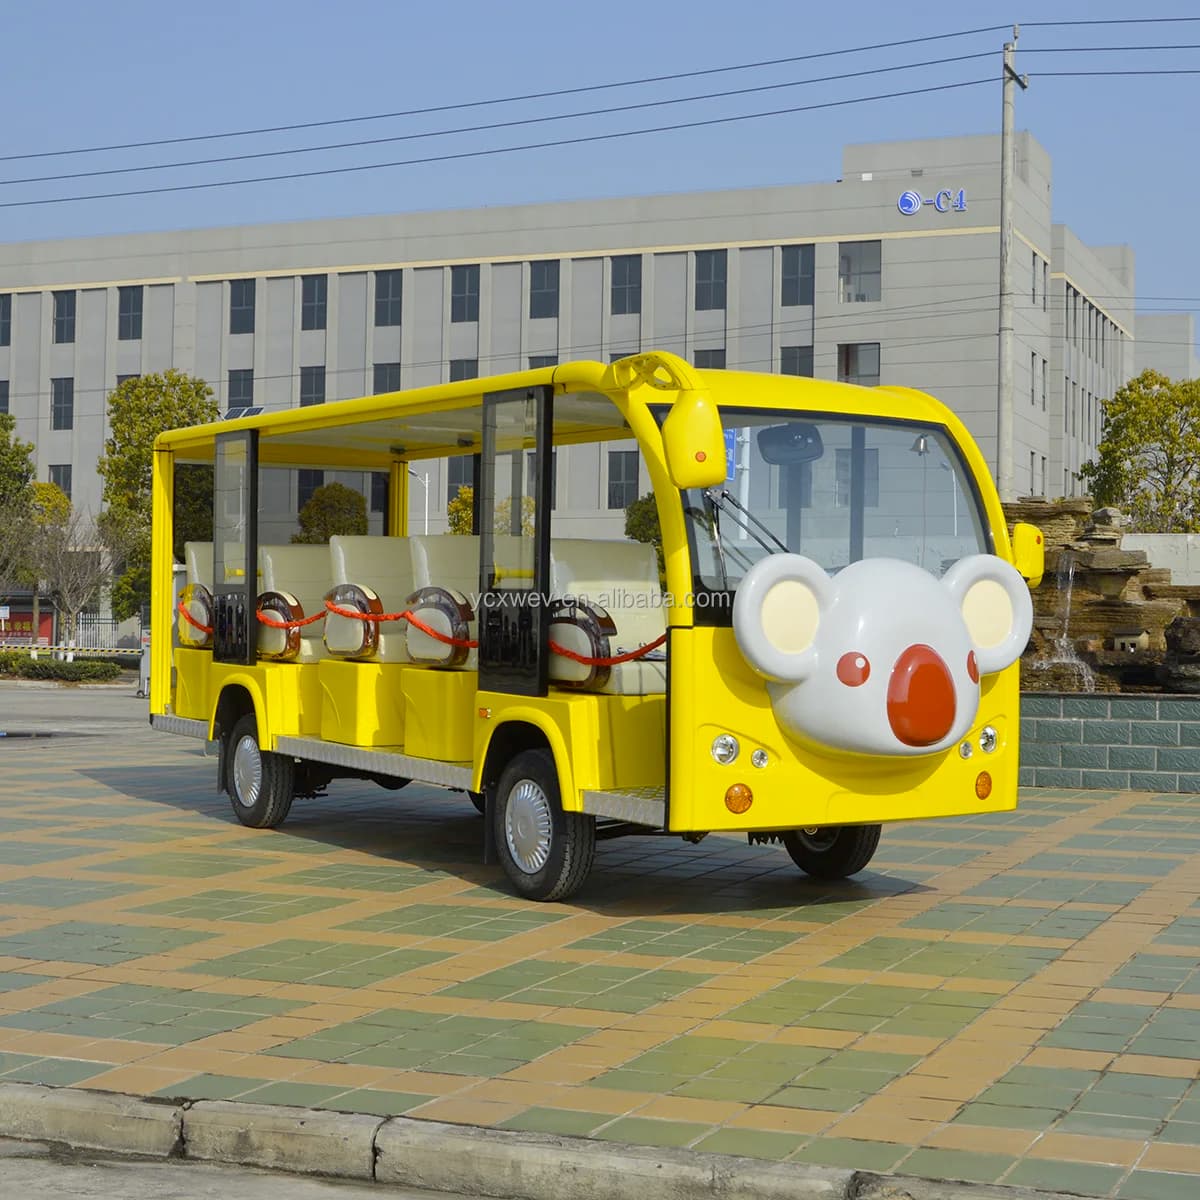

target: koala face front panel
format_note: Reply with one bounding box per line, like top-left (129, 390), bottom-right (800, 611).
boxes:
top-left (733, 553), bottom-right (1033, 758)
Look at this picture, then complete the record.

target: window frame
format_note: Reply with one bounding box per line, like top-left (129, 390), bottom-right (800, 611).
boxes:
top-left (52, 290), bottom-right (76, 344)
top-left (450, 264), bottom-right (480, 323)
top-left (781, 244), bottom-right (815, 307)
top-left (117, 285), bottom-right (143, 341)
top-left (228, 368), bottom-right (254, 409)
top-left (229, 279), bottom-right (256, 335)
top-left (374, 269), bottom-right (403, 327)
top-left (50, 376), bottom-right (74, 430)
top-left (300, 274), bottom-right (327, 331)
top-left (299, 364), bottom-right (326, 407)
top-left (694, 249), bottom-right (727, 311)
top-left (606, 447), bottom-right (640, 509)
top-left (610, 254), bottom-right (642, 315)
top-left (529, 260), bottom-right (560, 320)
top-left (837, 240), bottom-right (882, 304)
top-left (48, 463), bottom-right (72, 501)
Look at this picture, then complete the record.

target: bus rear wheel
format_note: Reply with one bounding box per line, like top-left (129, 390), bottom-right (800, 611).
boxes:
top-left (226, 714), bottom-right (294, 829)
top-left (494, 749), bottom-right (595, 901)
top-left (781, 824), bottom-right (881, 879)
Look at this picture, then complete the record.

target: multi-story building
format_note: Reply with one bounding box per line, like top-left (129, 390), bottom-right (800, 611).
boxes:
top-left (0, 131), bottom-right (1136, 549)
top-left (1136, 314), bottom-right (1199, 382)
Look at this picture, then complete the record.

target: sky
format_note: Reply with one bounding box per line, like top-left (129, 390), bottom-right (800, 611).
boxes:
top-left (2, 0), bottom-right (1197, 358)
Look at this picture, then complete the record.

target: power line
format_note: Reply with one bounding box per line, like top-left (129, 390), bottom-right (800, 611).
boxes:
top-left (0, 25), bottom-right (1012, 165)
top-left (1036, 68), bottom-right (1200, 77)
top-left (0, 78), bottom-right (995, 211)
top-left (0, 52), bottom-right (999, 189)
top-left (1022, 16), bottom-right (1200, 27)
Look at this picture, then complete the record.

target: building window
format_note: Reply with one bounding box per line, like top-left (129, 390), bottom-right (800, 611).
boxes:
top-left (48, 464), bottom-right (72, 501)
top-left (528, 355), bottom-right (557, 369)
top-left (1041, 456), bottom-right (1047, 495)
top-left (527, 449), bottom-right (558, 509)
top-left (450, 265), bottom-right (479, 323)
top-left (301, 275), bottom-right (327, 331)
top-left (611, 255), bottom-right (641, 315)
top-left (781, 244), bottom-right (815, 307)
top-left (834, 448), bottom-right (880, 508)
top-left (1031, 251), bottom-right (1038, 305)
top-left (694, 249), bottom-right (727, 311)
top-left (375, 270), bottom-right (402, 326)
top-left (373, 362), bottom-right (401, 394)
top-left (116, 373), bottom-right (139, 388)
top-left (694, 349), bottom-right (726, 369)
top-left (446, 454), bottom-right (473, 504)
top-left (838, 241), bottom-right (881, 303)
top-left (780, 346), bottom-right (814, 377)
top-left (1041, 358), bottom-right (1047, 410)
top-left (117, 285), bottom-right (143, 340)
top-left (1043, 260), bottom-right (1049, 312)
top-left (0, 379), bottom-right (8, 414)
top-left (228, 369), bottom-right (254, 408)
top-left (529, 260), bottom-right (559, 320)
top-left (1031, 351), bottom-right (1037, 406)
top-left (837, 343), bottom-right (880, 387)
top-left (51, 377), bottom-right (74, 430)
top-left (0, 294), bottom-right (10, 346)
top-left (299, 365), bottom-right (325, 407)
top-left (607, 449), bottom-right (639, 509)
top-left (449, 358), bottom-right (478, 382)
top-left (1030, 451), bottom-right (1036, 493)
top-left (297, 469), bottom-right (324, 511)
top-left (230, 279), bottom-right (255, 334)
top-left (53, 291), bottom-right (76, 344)
top-left (370, 472), bottom-right (388, 514)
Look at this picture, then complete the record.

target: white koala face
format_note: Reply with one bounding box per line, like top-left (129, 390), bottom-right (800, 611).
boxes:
top-left (732, 554), bottom-right (1033, 757)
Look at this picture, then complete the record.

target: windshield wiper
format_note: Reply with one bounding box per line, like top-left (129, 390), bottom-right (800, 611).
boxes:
top-left (703, 487), bottom-right (788, 555)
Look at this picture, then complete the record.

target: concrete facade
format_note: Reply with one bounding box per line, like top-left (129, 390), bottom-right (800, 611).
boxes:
top-left (0, 132), bottom-right (1137, 534)
top-left (1136, 312), bottom-right (1200, 381)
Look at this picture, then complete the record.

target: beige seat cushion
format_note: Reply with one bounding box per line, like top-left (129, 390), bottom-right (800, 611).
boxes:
top-left (184, 541), bottom-right (213, 591)
top-left (329, 535), bottom-right (413, 661)
top-left (259, 544), bottom-right (333, 661)
top-left (550, 539), bottom-right (667, 695)
top-left (409, 535), bottom-right (480, 668)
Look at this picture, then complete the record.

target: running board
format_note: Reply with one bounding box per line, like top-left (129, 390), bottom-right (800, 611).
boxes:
top-left (274, 736), bottom-right (473, 791)
top-left (582, 786), bottom-right (665, 828)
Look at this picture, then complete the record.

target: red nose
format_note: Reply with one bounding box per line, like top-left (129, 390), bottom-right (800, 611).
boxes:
top-left (887, 643), bottom-right (956, 747)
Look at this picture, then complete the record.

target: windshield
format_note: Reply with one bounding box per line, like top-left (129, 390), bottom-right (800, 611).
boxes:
top-left (682, 410), bottom-right (989, 597)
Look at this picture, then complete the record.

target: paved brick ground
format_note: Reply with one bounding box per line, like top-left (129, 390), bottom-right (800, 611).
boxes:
top-left (1, 687), bottom-right (1199, 1198)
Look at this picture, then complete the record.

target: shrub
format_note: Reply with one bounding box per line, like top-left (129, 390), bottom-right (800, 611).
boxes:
top-left (7, 657), bottom-right (122, 682)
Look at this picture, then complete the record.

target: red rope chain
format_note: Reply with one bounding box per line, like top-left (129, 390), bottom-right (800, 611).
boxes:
top-left (325, 599), bottom-right (478, 648)
top-left (255, 608), bottom-right (326, 629)
top-left (547, 633), bottom-right (667, 666)
top-left (176, 600), bottom-right (214, 637)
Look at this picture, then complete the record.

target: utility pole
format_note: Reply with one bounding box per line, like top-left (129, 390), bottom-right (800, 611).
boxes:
top-left (996, 26), bottom-right (1028, 502)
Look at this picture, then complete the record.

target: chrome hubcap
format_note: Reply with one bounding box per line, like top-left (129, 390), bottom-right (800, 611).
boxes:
top-left (505, 779), bottom-right (553, 875)
top-left (797, 827), bottom-right (838, 853)
top-left (232, 734), bottom-right (262, 809)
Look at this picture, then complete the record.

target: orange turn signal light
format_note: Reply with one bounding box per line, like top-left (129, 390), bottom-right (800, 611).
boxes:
top-left (725, 783), bottom-right (753, 814)
top-left (975, 771), bottom-right (992, 800)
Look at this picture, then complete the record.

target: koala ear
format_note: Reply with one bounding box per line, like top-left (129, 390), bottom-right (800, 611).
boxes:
top-left (942, 554), bottom-right (1033, 675)
top-left (733, 554), bottom-right (833, 683)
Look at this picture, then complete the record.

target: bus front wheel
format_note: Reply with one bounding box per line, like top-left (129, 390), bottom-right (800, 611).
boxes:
top-left (226, 714), bottom-right (294, 829)
top-left (494, 749), bottom-right (595, 901)
top-left (781, 824), bottom-right (881, 879)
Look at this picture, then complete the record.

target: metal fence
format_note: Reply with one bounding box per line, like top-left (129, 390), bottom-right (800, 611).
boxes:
top-left (73, 615), bottom-right (140, 652)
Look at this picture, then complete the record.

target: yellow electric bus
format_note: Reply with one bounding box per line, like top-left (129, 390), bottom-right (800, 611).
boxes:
top-left (150, 352), bottom-right (1043, 900)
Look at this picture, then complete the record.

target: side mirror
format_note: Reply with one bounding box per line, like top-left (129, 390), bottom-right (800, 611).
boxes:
top-left (1011, 522), bottom-right (1045, 589)
top-left (662, 389), bottom-right (727, 489)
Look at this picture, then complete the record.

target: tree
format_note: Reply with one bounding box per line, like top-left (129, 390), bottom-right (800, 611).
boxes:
top-left (447, 484), bottom-right (474, 535)
top-left (33, 508), bottom-right (112, 656)
top-left (97, 371), bottom-right (218, 620)
top-left (0, 415), bottom-right (38, 601)
top-left (1080, 370), bottom-right (1200, 532)
top-left (291, 482), bottom-right (368, 544)
top-left (446, 485), bottom-right (534, 536)
top-left (624, 491), bottom-right (665, 579)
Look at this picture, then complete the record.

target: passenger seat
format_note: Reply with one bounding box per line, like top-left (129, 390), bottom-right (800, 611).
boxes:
top-left (326, 535), bottom-right (414, 661)
top-left (258, 544), bottom-right (333, 663)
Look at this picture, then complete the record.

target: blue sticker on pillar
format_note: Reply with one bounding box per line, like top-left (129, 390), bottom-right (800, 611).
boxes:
top-left (724, 428), bottom-right (737, 483)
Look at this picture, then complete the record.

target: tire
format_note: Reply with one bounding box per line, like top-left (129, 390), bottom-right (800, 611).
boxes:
top-left (226, 714), bottom-right (294, 829)
top-left (493, 749), bottom-right (595, 901)
top-left (781, 824), bottom-right (881, 879)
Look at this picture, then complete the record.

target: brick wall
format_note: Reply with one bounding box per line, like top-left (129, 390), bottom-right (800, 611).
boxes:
top-left (1020, 695), bottom-right (1200, 792)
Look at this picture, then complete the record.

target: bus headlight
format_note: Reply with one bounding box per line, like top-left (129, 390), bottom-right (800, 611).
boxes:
top-left (711, 734), bottom-right (740, 764)
top-left (979, 726), bottom-right (999, 753)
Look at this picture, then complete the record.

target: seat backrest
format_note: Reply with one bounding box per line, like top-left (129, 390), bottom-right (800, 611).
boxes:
top-left (184, 542), bottom-right (214, 591)
top-left (330, 535), bottom-right (414, 601)
top-left (551, 538), bottom-right (665, 649)
top-left (410, 535), bottom-right (480, 601)
top-left (259, 544), bottom-right (333, 635)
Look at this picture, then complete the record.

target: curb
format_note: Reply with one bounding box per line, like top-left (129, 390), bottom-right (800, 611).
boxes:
top-left (0, 1083), bottom-right (1089, 1200)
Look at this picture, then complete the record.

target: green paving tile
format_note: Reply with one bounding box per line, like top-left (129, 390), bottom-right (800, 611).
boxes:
top-left (1156, 917), bottom-right (1200, 947)
top-left (1056, 1111), bottom-right (1162, 1139)
top-left (1119, 1171), bottom-right (1200, 1200)
top-left (185, 938), bottom-right (449, 987)
top-left (0, 876), bottom-right (145, 908)
top-left (1003, 1158), bottom-right (1124, 1194)
top-left (339, 902), bottom-right (567, 941)
top-left (50, 825), bottom-right (181, 844)
top-left (1021, 851), bottom-right (1177, 877)
top-left (824, 936), bottom-right (1059, 981)
top-left (155, 1074), bottom-right (272, 1100)
top-left (965, 875), bottom-right (1148, 904)
top-left (499, 1107), bottom-right (611, 1137)
top-left (692, 1128), bottom-right (805, 1160)
top-left (271, 864), bottom-right (445, 892)
top-left (1108, 954), bottom-right (1197, 992)
top-left (0, 1057), bottom-right (111, 1086)
top-left (0, 921), bottom-right (211, 965)
top-left (769, 1086), bottom-right (866, 1111)
top-left (0, 971), bottom-right (45, 994)
top-left (237, 1081), bottom-right (348, 1107)
top-left (133, 889), bottom-right (350, 924)
top-left (901, 1148), bottom-right (1017, 1185)
top-left (790, 1137), bottom-right (908, 1171)
top-left (954, 1103), bottom-right (1064, 1129)
top-left (593, 1116), bottom-right (711, 1149)
top-left (0, 983), bottom-right (295, 1045)
top-left (902, 902), bottom-right (1107, 940)
top-left (443, 959), bottom-right (712, 1013)
top-left (566, 919), bottom-right (795, 962)
top-left (104, 851), bottom-right (280, 877)
top-left (326, 1089), bottom-right (432, 1116)
top-left (1158, 1121), bottom-right (1200, 1145)
top-left (0, 841), bottom-right (98, 865)
top-left (977, 1082), bottom-right (1086, 1112)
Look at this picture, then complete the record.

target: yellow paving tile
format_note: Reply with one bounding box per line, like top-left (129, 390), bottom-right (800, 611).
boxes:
top-left (1140, 1143), bottom-right (1200, 1174)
